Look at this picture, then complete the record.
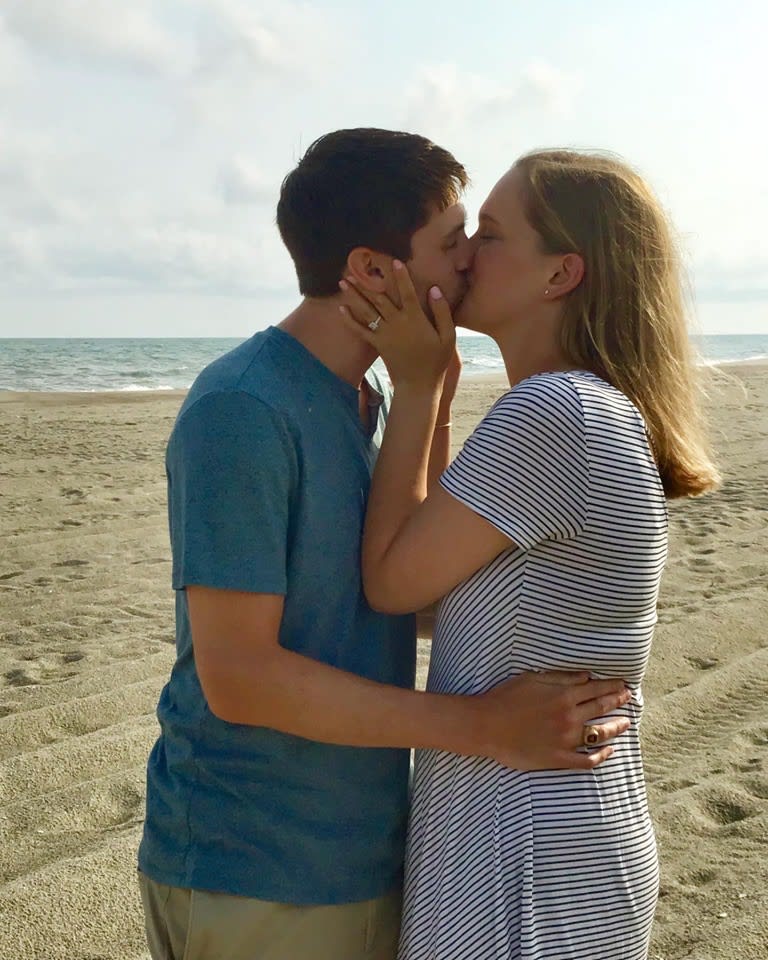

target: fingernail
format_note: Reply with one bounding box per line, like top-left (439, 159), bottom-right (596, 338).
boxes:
top-left (393, 260), bottom-right (404, 270)
top-left (338, 280), bottom-right (348, 290)
top-left (429, 286), bottom-right (443, 300)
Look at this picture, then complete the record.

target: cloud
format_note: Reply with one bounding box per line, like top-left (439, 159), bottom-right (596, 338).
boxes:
top-left (0, 126), bottom-right (85, 228)
top-left (3, 0), bottom-right (183, 75)
top-left (218, 156), bottom-right (275, 205)
top-left (183, 0), bottom-right (341, 128)
top-left (693, 258), bottom-right (768, 303)
top-left (405, 61), bottom-right (579, 133)
top-left (0, 192), bottom-right (291, 296)
top-left (194, 0), bottom-right (333, 77)
top-left (0, 13), bottom-right (26, 88)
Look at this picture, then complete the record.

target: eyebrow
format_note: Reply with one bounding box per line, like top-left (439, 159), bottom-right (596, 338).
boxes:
top-left (478, 212), bottom-right (501, 226)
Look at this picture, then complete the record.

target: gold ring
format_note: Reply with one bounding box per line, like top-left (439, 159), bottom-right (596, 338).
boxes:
top-left (583, 725), bottom-right (600, 747)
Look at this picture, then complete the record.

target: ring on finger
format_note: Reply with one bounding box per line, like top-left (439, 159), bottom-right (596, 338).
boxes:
top-left (583, 725), bottom-right (601, 747)
top-left (368, 315), bottom-right (382, 332)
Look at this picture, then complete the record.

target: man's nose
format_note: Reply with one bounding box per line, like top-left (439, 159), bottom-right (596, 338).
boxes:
top-left (456, 235), bottom-right (475, 272)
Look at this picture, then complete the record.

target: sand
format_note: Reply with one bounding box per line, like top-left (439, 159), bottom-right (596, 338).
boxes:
top-left (1, 366), bottom-right (766, 960)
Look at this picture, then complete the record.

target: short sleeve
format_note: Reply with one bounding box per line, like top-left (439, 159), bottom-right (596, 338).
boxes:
top-left (440, 374), bottom-right (588, 549)
top-left (167, 390), bottom-right (297, 594)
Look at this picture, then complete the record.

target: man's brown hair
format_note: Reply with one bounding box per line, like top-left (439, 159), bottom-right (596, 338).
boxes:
top-left (276, 128), bottom-right (468, 296)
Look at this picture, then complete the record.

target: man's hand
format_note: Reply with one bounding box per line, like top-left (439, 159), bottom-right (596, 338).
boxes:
top-left (470, 671), bottom-right (632, 770)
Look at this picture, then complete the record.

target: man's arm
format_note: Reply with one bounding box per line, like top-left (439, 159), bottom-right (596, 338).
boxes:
top-left (425, 346), bottom-right (460, 489)
top-left (189, 586), bottom-right (632, 772)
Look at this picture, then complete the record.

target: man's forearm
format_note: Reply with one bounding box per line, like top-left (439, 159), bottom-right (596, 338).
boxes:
top-left (202, 639), bottom-right (634, 772)
top-left (205, 643), bottom-right (480, 754)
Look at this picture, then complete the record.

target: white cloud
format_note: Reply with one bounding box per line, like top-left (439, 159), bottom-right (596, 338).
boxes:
top-left (0, 14), bottom-right (26, 89)
top-left (218, 156), bottom-right (275, 205)
top-left (183, 0), bottom-right (342, 129)
top-left (4, 0), bottom-right (183, 75)
top-left (405, 61), bottom-right (579, 134)
top-left (194, 0), bottom-right (333, 76)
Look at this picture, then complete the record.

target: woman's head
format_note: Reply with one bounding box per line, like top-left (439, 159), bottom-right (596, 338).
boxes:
top-left (461, 148), bottom-right (719, 498)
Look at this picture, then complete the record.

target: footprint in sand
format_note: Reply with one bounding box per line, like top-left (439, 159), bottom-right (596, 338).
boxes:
top-left (4, 668), bottom-right (37, 687)
top-left (685, 867), bottom-right (718, 886)
top-left (703, 794), bottom-right (757, 826)
top-left (733, 757), bottom-right (762, 773)
top-left (61, 651), bottom-right (85, 664)
top-left (685, 656), bottom-right (719, 671)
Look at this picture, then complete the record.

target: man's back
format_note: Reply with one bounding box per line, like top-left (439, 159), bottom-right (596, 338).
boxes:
top-left (138, 327), bottom-right (416, 905)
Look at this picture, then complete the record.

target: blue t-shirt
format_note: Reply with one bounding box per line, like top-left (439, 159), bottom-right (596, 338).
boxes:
top-left (138, 327), bottom-right (416, 904)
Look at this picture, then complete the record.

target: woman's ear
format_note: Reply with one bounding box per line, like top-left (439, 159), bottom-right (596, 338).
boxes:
top-left (345, 248), bottom-right (390, 293)
top-left (546, 252), bottom-right (584, 298)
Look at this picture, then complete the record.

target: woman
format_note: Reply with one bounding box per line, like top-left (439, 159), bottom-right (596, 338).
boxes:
top-left (340, 150), bottom-right (719, 959)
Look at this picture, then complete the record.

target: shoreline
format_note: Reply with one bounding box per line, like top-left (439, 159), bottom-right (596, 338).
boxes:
top-left (2, 355), bottom-right (765, 403)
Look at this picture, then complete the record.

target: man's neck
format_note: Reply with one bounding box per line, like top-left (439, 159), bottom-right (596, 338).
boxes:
top-left (278, 296), bottom-right (378, 390)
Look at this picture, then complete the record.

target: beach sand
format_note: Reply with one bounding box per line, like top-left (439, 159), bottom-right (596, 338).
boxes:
top-left (1, 366), bottom-right (766, 960)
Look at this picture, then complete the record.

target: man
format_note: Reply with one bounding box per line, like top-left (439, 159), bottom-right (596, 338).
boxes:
top-left (138, 128), bottom-right (630, 960)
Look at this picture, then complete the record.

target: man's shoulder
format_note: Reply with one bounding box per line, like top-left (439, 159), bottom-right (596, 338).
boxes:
top-left (175, 329), bottom-right (300, 426)
top-left (183, 330), bottom-right (273, 406)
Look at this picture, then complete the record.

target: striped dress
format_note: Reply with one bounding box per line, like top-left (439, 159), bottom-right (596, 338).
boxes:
top-left (399, 371), bottom-right (668, 960)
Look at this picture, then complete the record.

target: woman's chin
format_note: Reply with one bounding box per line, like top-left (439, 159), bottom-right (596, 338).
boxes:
top-left (454, 298), bottom-right (483, 332)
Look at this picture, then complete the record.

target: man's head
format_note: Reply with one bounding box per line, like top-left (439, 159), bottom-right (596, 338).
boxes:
top-left (276, 128), bottom-right (471, 309)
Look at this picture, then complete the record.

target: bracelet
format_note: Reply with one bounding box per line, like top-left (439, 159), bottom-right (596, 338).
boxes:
top-left (435, 421), bottom-right (452, 428)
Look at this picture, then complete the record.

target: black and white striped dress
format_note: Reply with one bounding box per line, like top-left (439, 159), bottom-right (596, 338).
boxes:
top-left (400, 371), bottom-right (667, 960)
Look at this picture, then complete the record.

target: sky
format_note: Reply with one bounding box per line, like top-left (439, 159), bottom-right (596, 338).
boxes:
top-left (1, 0), bottom-right (766, 338)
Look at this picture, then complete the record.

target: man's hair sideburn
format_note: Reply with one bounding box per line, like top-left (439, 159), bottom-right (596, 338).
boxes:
top-left (276, 128), bottom-right (468, 297)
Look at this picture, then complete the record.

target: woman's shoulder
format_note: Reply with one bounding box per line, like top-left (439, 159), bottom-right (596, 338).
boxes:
top-left (489, 370), bottom-right (586, 423)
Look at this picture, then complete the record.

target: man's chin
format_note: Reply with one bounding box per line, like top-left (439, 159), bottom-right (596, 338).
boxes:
top-left (448, 288), bottom-right (469, 316)
top-left (453, 294), bottom-right (475, 330)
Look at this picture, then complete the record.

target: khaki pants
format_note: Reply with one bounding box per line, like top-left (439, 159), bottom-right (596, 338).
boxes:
top-left (138, 872), bottom-right (402, 960)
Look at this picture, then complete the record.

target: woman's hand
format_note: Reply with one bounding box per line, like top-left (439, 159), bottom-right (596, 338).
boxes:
top-left (339, 259), bottom-right (456, 393)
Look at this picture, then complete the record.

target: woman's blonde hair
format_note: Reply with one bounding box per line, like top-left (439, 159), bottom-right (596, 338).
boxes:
top-left (515, 149), bottom-right (719, 498)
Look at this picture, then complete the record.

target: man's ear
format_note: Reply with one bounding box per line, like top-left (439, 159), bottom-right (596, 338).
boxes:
top-left (345, 247), bottom-right (390, 293)
top-left (546, 252), bottom-right (584, 299)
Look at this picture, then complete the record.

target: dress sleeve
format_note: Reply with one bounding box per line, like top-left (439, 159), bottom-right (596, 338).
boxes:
top-left (439, 374), bottom-right (589, 550)
top-left (167, 390), bottom-right (298, 595)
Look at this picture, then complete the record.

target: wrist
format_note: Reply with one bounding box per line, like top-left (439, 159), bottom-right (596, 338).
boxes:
top-left (393, 379), bottom-right (443, 405)
top-left (431, 693), bottom-right (486, 757)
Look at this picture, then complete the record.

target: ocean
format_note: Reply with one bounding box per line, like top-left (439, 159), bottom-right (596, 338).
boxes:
top-left (1, 334), bottom-right (767, 393)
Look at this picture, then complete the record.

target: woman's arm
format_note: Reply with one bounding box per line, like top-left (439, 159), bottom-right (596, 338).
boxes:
top-left (340, 264), bottom-right (514, 613)
top-left (364, 380), bottom-right (512, 613)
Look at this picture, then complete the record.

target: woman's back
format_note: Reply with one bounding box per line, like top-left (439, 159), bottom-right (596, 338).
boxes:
top-left (400, 371), bottom-right (666, 960)
top-left (430, 370), bottom-right (668, 695)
